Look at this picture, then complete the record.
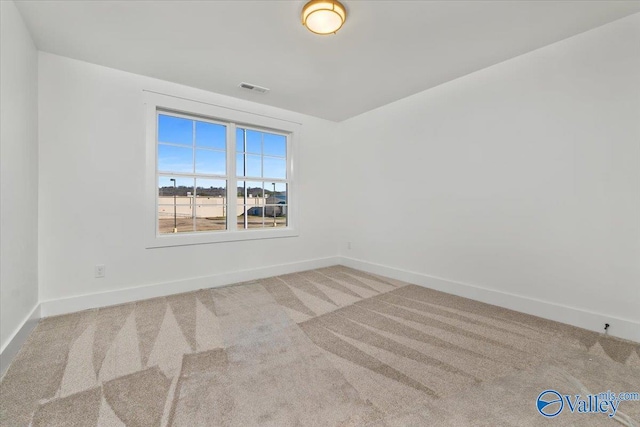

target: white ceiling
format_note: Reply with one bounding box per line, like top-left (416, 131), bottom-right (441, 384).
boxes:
top-left (15, 1), bottom-right (640, 122)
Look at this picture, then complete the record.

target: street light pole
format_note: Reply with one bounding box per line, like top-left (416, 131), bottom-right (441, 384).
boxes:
top-left (170, 178), bottom-right (177, 233)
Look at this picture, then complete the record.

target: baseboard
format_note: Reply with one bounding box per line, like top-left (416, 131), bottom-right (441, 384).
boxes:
top-left (339, 256), bottom-right (640, 343)
top-left (0, 303), bottom-right (41, 377)
top-left (8, 254), bottom-right (637, 377)
top-left (39, 256), bottom-right (340, 318)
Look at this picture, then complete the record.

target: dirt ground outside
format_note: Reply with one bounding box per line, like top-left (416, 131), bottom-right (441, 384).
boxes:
top-left (159, 215), bottom-right (286, 234)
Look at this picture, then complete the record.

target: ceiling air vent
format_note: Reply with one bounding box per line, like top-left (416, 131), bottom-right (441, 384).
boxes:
top-left (239, 82), bottom-right (270, 94)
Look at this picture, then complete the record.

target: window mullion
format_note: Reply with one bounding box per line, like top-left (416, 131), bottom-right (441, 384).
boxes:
top-left (227, 123), bottom-right (237, 232)
top-left (244, 129), bottom-right (248, 230)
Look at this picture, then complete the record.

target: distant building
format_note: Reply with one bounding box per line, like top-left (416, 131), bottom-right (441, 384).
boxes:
top-left (247, 194), bottom-right (287, 217)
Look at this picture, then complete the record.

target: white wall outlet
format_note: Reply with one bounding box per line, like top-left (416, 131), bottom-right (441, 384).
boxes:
top-left (94, 264), bottom-right (106, 278)
top-left (347, 241), bottom-right (352, 250)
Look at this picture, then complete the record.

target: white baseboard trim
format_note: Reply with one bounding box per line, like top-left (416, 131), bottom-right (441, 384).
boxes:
top-left (339, 256), bottom-right (640, 343)
top-left (40, 256), bottom-right (340, 318)
top-left (5, 254), bottom-right (636, 376)
top-left (1, 303), bottom-right (41, 377)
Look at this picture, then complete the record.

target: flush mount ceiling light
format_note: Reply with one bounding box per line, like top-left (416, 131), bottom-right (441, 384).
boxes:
top-left (302, 0), bottom-right (347, 35)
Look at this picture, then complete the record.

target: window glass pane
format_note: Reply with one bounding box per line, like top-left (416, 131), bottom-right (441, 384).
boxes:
top-left (196, 179), bottom-right (226, 198)
top-left (246, 181), bottom-right (264, 202)
top-left (236, 128), bottom-right (245, 153)
top-left (246, 154), bottom-right (261, 177)
top-left (238, 206), bottom-right (265, 230)
top-left (264, 205), bottom-right (287, 228)
top-left (195, 149), bottom-right (226, 175)
top-left (158, 205), bottom-right (194, 234)
top-left (236, 181), bottom-right (246, 230)
top-left (158, 176), bottom-right (194, 199)
top-left (195, 121), bottom-right (226, 149)
top-left (158, 114), bottom-right (193, 145)
top-left (237, 205), bottom-right (254, 231)
top-left (236, 153), bottom-right (244, 177)
top-left (245, 181), bottom-right (268, 206)
top-left (245, 130), bottom-right (261, 154)
top-left (158, 144), bottom-right (193, 173)
top-left (263, 157), bottom-right (286, 179)
top-left (237, 181), bottom-right (264, 204)
top-left (195, 179), bottom-right (226, 232)
top-left (237, 206), bottom-right (247, 230)
top-left (263, 133), bottom-right (286, 157)
top-left (158, 177), bottom-right (195, 234)
top-left (267, 182), bottom-right (287, 204)
top-left (236, 180), bottom-right (243, 206)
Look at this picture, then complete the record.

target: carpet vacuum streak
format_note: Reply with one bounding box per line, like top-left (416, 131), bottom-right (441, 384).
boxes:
top-left (1, 266), bottom-right (639, 426)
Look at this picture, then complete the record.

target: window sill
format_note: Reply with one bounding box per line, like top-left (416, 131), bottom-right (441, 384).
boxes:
top-left (146, 227), bottom-right (298, 249)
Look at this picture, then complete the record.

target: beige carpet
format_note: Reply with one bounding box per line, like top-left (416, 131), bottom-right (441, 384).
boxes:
top-left (1, 266), bottom-right (639, 426)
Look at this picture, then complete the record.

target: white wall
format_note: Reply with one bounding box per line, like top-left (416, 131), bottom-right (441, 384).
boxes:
top-left (16, 11), bottom-right (640, 344)
top-left (339, 14), bottom-right (640, 339)
top-left (0, 1), bottom-right (39, 352)
top-left (38, 52), bottom-right (339, 307)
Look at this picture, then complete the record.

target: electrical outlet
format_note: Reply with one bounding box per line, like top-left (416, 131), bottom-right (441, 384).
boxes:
top-left (347, 241), bottom-right (352, 250)
top-left (95, 264), bottom-right (106, 278)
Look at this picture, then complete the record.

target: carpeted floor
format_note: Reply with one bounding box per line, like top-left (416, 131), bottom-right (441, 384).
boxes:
top-left (1, 266), bottom-right (639, 426)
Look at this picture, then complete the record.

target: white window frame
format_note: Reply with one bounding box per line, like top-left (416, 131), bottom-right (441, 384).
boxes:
top-left (144, 91), bottom-right (299, 248)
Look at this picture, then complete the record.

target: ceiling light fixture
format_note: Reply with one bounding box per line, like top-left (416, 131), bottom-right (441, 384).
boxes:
top-left (302, 0), bottom-right (347, 35)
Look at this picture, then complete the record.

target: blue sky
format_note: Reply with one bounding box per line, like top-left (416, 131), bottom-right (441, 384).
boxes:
top-left (158, 114), bottom-right (287, 195)
top-left (158, 114), bottom-right (286, 179)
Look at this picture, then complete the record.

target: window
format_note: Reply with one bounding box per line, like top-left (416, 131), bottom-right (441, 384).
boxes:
top-left (236, 127), bottom-right (288, 230)
top-left (145, 92), bottom-right (298, 247)
top-left (157, 113), bottom-right (228, 234)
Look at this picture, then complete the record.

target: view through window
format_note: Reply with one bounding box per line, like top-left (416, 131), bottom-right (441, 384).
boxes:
top-left (157, 111), bottom-right (289, 235)
top-left (236, 127), bottom-right (288, 230)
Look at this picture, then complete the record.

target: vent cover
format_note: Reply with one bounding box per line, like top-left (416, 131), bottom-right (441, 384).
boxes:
top-left (239, 82), bottom-right (270, 94)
